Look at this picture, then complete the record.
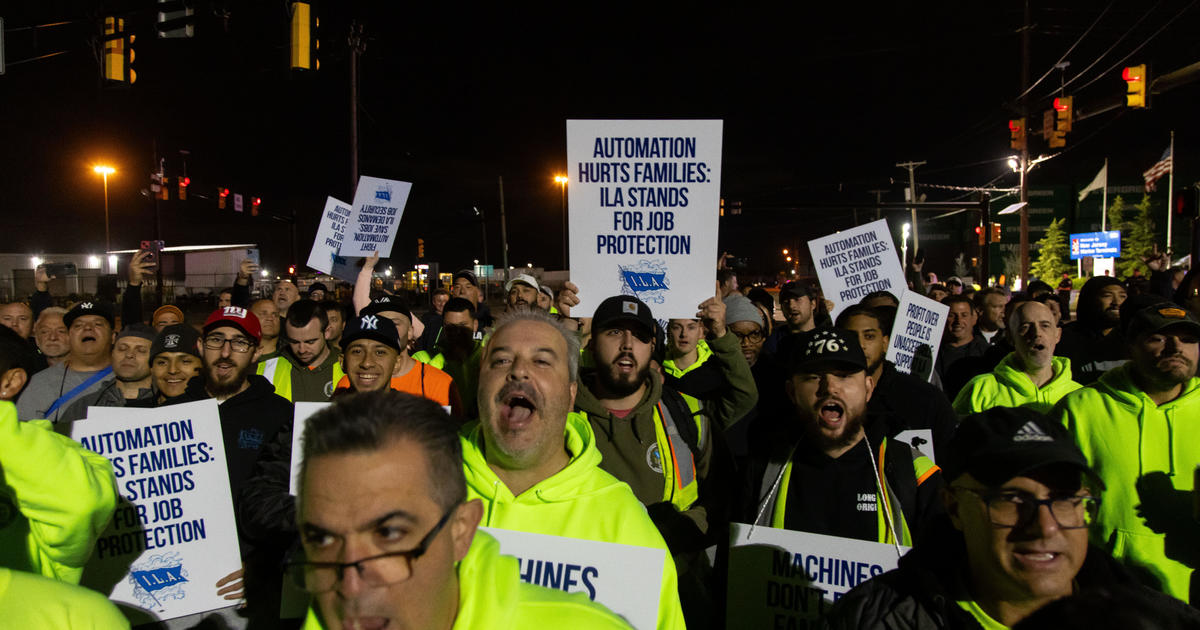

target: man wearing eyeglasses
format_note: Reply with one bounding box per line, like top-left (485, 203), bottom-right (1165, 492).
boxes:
top-left (1053, 296), bottom-right (1200, 605)
top-left (293, 390), bottom-right (632, 629)
top-left (825, 407), bottom-right (1199, 629)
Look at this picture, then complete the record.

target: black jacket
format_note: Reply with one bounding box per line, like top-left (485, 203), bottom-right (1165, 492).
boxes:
top-left (868, 361), bottom-right (958, 458)
top-left (822, 517), bottom-right (1200, 630)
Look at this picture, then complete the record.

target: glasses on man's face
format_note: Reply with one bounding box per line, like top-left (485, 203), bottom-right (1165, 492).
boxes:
top-left (728, 328), bottom-right (765, 344)
top-left (202, 334), bottom-right (254, 354)
top-left (287, 505), bottom-right (457, 593)
top-left (952, 487), bottom-right (1099, 529)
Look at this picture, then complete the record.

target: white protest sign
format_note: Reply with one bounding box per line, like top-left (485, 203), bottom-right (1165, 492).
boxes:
top-left (481, 526), bottom-right (663, 630)
top-left (289, 402), bottom-right (330, 495)
top-left (884, 289), bottom-right (949, 383)
top-left (75, 401), bottom-right (242, 623)
top-left (306, 197), bottom-right (353, 274)
top-left (725, 523), bottom-right (905, 630)
top-left (807, 219), bottom-right (906, 321)
top-left (566, 120), bottom-right (723, 319)
top-left (894, 429), bottom-right (936, 465)
top-left (341, 175), bottom-right (413, 257)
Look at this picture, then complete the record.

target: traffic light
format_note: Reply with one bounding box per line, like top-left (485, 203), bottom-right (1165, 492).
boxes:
top-left (1008, 118), bottom-right (1026, 151)
top-left (102, 17), bottom-right (136, 85)
top-left (975, 226), bottom-right (985, 246)
top-left (288, 265), bottom-right (296, 276)
top-left (178, 176), bottom-right (189, 200)
top-left (290, 2), bottom-right (319, 71)
top-left (218, 188), bottom-right (229, 209)
top-left (991, 223), bottom-right (1002, 243)
top-left (1053, 96), bottom-right (1073, 133)
top-left (1041, 110), bottom-right (1055, 141)
top-left (251, 197), bottom-right (261, 216)
top-left (1123, 64), bottom-right (1148, 108)
top-left (156, 0), bottom-right (195, 38)
top-left (719, 198), bottom-right (725, 216)
top-left (161, 177), bottom-right (170, 200)
top-left (418, 238), bottom-right (425, 258)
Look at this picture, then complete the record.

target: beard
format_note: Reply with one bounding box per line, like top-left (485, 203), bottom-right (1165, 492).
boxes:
top-left (597, 353), bottom-right (650, 398)
top-left (203, 358), bottom-right (255, 398)
top-left (805, 407), bottom-right (866, 452)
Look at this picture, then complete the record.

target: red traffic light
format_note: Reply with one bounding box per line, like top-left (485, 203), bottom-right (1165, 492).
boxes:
top-left (974, 226), bottom-right (982, 234)
top-left (252, 197), bottom-right (262, 206)
top-left (1053, 97), bottom-right (1069, 112)
top-left (180, 177), bottom-right (191, 187)
top-left (1008, 120), bottom-right (1022, 132)
top-left (1122, 66), bottom-right (1141, 81)
top-left (287, 265), bottom-right (296, 275)
top-left (219, 188), bottom-right (229, 197)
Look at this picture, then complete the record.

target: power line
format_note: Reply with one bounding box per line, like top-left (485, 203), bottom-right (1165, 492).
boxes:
top-left (1051, 1), bottom-right (1163, 97)
top-left (1015, 0), bottom-right (1115, 101)
top-left (1071, 0), bottom-right (1199, 93)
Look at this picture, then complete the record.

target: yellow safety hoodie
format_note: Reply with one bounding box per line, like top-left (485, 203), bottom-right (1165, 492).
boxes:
top-left (0, 401), bottom-right (117, 584)
top-left (0, 567), bottom-right (130, 629)
top-left (1054, 364), bottom-right (1200, 603)
top-left (256, 348), bottom-right (344, 403)
top-left (953, 353), bottom-right (1082, 415)
top-left (661, 339), bottom-right (713, 379)
top-left (460, 414), bottom-right (686, 630)
top-left (302, 531), bottom-right (632, 630)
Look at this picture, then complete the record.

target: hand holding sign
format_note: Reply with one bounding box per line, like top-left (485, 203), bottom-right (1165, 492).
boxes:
top-left (697, 289), bottom-right (726, 339)
top-left (556, 281), bottom-right (581, 318)
top-left (215, 567), bottom-right (245, 602)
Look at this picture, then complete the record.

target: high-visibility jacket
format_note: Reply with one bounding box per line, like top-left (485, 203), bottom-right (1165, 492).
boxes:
top-left (0, 401), bottom-right (117, 584)
top-left (953, 353), bottom-right (1081, 415)
top-left (755, 436), bottom-right (939, 546)
top-left (1053, 364), bottom-right (1200, 603)
top-left (0, 568), bottom-right (130, 629)
top-left (460, 414), bottom-right (686, 630)
top-left (661, 340), bottom-right (713, 379)
top-left (257, 352), bottom-right (344, 403)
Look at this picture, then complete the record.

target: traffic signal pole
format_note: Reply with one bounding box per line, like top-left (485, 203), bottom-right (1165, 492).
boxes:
top-left (1019, 0), bottom-right (1031, 284)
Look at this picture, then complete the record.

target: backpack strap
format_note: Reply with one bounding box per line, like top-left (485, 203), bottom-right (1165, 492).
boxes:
top-left (661, 384), bottom-right (701, 455)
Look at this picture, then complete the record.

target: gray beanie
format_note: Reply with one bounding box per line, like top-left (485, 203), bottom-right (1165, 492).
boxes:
top-left (724, 294), bottom-right (765, 328)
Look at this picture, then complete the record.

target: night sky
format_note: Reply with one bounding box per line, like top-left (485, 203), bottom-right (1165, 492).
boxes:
top-left (3, 2), bottom-right (1199, 276)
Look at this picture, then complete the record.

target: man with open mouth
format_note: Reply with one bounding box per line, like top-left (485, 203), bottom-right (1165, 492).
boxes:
top-left (16, 301), bottom-right (117, 423)
top-left (955, 300), bottom-right (1081, 415)
top-left (754, 327), bottom-right (942, 548)
top-left (1053, 296), bottom-right (1200, 605)
top-left (826, 407), bottom-right (1200, 629)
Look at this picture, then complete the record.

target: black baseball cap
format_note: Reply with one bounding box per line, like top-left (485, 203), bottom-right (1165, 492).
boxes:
top-left (780, 281), bottom-right (813, 301)
top-left (340, 313), bottom-right (403, 353)
top-left (592, 295), bottom-right (655, 337)
top-left (788, 327), bottom-right (866, 374)
top-left (942, 407), bottom-right (1103, 489)
top-left (150, 324), bottom-right (202, 360)
top-left (360, 294), bottom-right (412, 323)
top-left (307, 282), bottom-right (328, 296)
top-left (1121, 295), bottom-right (1200, 340)
top-left (453, 269), bottom-right (479, 287)
top-left (64, 301), bottom-right (115, 328)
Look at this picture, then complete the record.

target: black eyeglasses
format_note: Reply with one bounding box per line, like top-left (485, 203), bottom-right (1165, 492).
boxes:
top-left (951, 487), bottom-right (1099, 529)
top-left (287, 505), bottom-right (457, 593)
top-left (203, 334), bottom-right (254, 354)
top-left (728, 328), bottom-right (765, 344)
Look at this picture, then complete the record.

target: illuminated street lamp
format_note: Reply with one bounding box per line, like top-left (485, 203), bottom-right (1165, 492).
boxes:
top-left (554, 175), bottom-right (568, 269)
top-left (92, 165), bottom-right (116, 269)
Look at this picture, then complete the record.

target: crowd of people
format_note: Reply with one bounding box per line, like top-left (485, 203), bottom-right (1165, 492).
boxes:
top-left (1, 247), bottom-right (1199, 629)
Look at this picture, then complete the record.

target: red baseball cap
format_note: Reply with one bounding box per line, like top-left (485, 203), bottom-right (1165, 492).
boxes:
top-left (203, 306), bottom-right (262, 343)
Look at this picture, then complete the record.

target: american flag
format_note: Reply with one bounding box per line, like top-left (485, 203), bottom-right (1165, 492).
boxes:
top-left (1143, 146), bottom-right (1172, 192)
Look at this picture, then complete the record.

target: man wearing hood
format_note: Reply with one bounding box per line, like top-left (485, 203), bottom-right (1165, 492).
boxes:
top-left (1052, 295), bottom-right (1200, 604)
top-left (1056, 276), bottom-right (1128, 385)
top-left (459, 308), bottom-right (686, 629)
top-left (955, 300), bottom-right (1081, 415)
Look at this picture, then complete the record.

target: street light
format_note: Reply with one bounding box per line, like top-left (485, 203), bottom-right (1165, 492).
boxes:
top-left (901, 222), bottom-right (912, 269)
top-left (554, 175), bottom-right (568, 269)
top-left (92, 165), bottom-right (116, 270)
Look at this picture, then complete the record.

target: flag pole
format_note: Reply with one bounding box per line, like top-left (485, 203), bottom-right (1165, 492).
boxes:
top-left (1167, 131), bottom-right (1175, 255)
top-left (1101, 157), bottom-right (1109, 231)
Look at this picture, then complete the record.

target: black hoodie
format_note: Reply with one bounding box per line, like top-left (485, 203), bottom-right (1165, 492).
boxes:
top-left (1057, 277), bottom-right (1128, 385)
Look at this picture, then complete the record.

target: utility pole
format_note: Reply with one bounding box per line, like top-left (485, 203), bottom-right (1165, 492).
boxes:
top-left (867, 189), bottom-right (888, 221)
top-left (348, 22), bottom-right (366, 197)
top-left (895, 160), bottom-right (926, 261)
top-left (1019, 0), bottom-right (1032, 285)
top-left (153, 141), bottom-right (165, 306)
top-left (498, 176), bottom-right (509, 279)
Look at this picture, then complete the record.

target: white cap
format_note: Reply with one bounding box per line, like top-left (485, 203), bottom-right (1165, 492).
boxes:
top-left (505, 273), bottom-right (540, 293)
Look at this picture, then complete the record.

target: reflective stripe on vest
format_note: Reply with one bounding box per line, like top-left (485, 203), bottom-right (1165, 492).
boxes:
top-left (653, 400), bottom-right (700, 511)
top-left (412, 350), bottom-right (446, 370)
top-left (257, 357), bottom-right (293, 401)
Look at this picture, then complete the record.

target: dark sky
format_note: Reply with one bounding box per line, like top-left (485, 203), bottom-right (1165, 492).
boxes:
top-left (3, 2), bottom-right (1199, 274)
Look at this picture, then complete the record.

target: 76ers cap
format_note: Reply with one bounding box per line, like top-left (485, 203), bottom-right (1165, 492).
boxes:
top-left (203, 306), bottom-right (262, 343)
top-left (788, 327), bottom-right (867, 374)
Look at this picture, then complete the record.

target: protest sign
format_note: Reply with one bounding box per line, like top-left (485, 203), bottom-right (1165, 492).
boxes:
top-left (306, 197), bottom-right (353, 274)
top-left (76, 401), bottom-right (241, 623)
top-left (481, 527), bottom-right (663, 630)
top-left (289, 402), bottom-right (329, 495)
top-left (341, 175), bottom-right (413, 257)
top-left (884, 290), bottom-right (949, 382)
top-left (566, 119), bottom-right (723, 319)
top-left (725, 523), bottom-right (906, 630)
top-left (329, 254), bottom-right (361, 283)
top-left (807, 219), bottom-right (906, 320)
top-left (894, 429), bottom-right (936, 464)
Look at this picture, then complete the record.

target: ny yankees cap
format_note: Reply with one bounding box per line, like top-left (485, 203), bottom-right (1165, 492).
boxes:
top-left (592, 295), bottom-right (655, 337)
top-left (359, 294), bottom-right (412, 324)
top-left (64, 300), bottom-right (115, 328)
top-left (788, 327), bottom-right (866, 374)
top-left (340, 313), bottom-right (402, 353)
top-left (943, 406), bottom-right (1102, 489)
top-left (203, 306), bottom-right (263, 343)
top-left (150, 323), bottom-right (202, 360)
